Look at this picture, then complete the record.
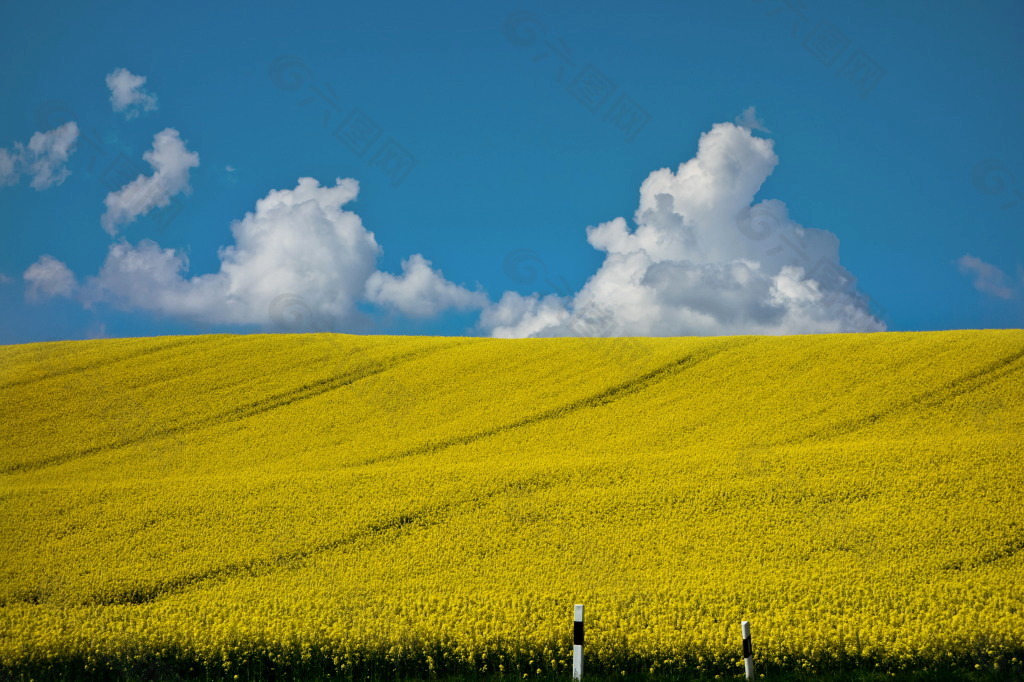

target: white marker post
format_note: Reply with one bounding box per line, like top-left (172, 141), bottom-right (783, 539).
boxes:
top-left (741, 620), bottom-right (754, 680)
top-left (573, 604), bottom-right (584, 680)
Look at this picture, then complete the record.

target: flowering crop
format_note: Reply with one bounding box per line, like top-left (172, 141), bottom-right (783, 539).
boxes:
top-left (0, 330), bottom-right (1022, 679)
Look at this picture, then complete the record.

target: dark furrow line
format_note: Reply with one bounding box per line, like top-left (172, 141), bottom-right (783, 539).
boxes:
top-left (918, 346), bottom-right (1024, 406)
top-left (83, 511), bottom-right (431, 606)
top-left (767, 345), bottom-right (1024, 449)
top-left (1, 347), bottom-right (446, 476)
top-left (353, 338), bottom-right (756, 469)
top-left (977, 536), bottom-right (1024, 567)
top-left (942, 535), bottom-right (1024, 572)
top-left (21, 474), bottom-right (561, 607)
top-left (0, 336), bottom-right (218, 392)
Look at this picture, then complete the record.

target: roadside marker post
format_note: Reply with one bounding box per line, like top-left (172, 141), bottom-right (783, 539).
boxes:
top-left (742, 620), bottom-right (754, 680)
top-left (573, 604), bottom-right (584, 680)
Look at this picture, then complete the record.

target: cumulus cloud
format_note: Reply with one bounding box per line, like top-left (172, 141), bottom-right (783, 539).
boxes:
top-left (366, 254), bottom-right (487, 317)
top-left (23, 121), bottom-right (885, 337)
top-left (0, 122), bottom-right (79, 190)
top-left (28, 177), bottom-right (478, 328)
top-left (101, 128), bottom-right (199, 235)
top-left (85, 178), bottom-right (377, 324)
top-left (481, 121), bottom-right (884, 338)
top-left (735, 106), bottom-right (770, 133)
top-left (106, 68), bottom-right (158, 119)
top-left (24, 255), bottom-right (78, 301)
top-left (479, 292), bottom-right (573, 339)
top-left (956, 254), bottom-right (1015, 299)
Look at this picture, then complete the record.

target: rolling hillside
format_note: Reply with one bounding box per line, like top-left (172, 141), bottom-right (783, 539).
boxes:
top-left (1, 330), bottom-right (1023, 679)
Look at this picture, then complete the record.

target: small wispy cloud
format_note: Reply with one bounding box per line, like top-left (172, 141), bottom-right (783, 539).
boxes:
top-left (106, 68), bottom-right (158, 119)
top-left (24, 255), bottom-right (78, 301)
top-left (85, 321), bottom-right (108, 339)
top-left (956, 254), bottom-right (1016, 299)
top-left (101, 128), bottom-right (199, 235)
top-left (0, 149), bottom-right (16, 186)
top-left (0, 122), bottom-right (79, 190)
top-left (734, 106), bottom-right (770, 133)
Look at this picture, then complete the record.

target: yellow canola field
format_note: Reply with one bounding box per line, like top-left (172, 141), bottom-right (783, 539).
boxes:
top-left (0, 330), bottom-right (1022, 678)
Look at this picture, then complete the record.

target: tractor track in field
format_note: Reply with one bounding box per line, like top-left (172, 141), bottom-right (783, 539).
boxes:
top-left (353, 337), bottom-right (759, 469)
top-left (765, 344), bottom-right (1024, 449)
top-left (14, 472), bottom-right (561, 607)
top-left (0, 336), bottom-right (217, 391)
top-left (1, 345), bottom-right (458, 476)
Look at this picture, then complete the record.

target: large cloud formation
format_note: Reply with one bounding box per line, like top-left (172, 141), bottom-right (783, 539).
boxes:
top-left (101, 128), bottom-right (199, 235)
top-left (480, 122), bottom-right (884, 337)
top-left (87, 178), bottom-right (383, 324)
top-left (24, 119), bottom-right (884, 336)
top-left (30, 177), bottom-right (484, 327)
top-left (0, 122), bottom-right (79, 190)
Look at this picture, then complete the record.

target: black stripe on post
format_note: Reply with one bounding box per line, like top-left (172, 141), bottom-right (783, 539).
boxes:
top-left (574, 620), bottom-right (584, 646)
top-left (742, 636), bottom-right (752, 658)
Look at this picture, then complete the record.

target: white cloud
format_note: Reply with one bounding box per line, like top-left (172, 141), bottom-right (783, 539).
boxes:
top-left (480, 121), bottom-right (885, 338)
top-left (101, 128), bottom-right (199, 235)
top-left (0, 273), bottom-right (13, 284)
top-left (25, 173), bottom-right (485, 327)
top-left (25, 122), bottom-right (80, 190)
top-left (956, 254), bottom-right (1015, 299)
top-left (22, 121), bottom-right (886, 338)
top-left (735, 106), bottom-right (770, 133)
top-left (84, 178), bottom-right (377, 325)
top-left (24, 255), bottom-right (78, 301)
top-left (29, 176), bottom-right (490, 329)
top-left (480, 291), bottom-right (572, 338)
top-left (366, 254), bottom-right (487, 317)
top-left (0, 122), bottom-right (79, 190)
top-left (106, 68), bottom-right (158, 119)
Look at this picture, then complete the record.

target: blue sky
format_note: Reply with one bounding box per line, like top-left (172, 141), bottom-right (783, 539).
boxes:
top-left (1, 0), bottom-right (1022, 344)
